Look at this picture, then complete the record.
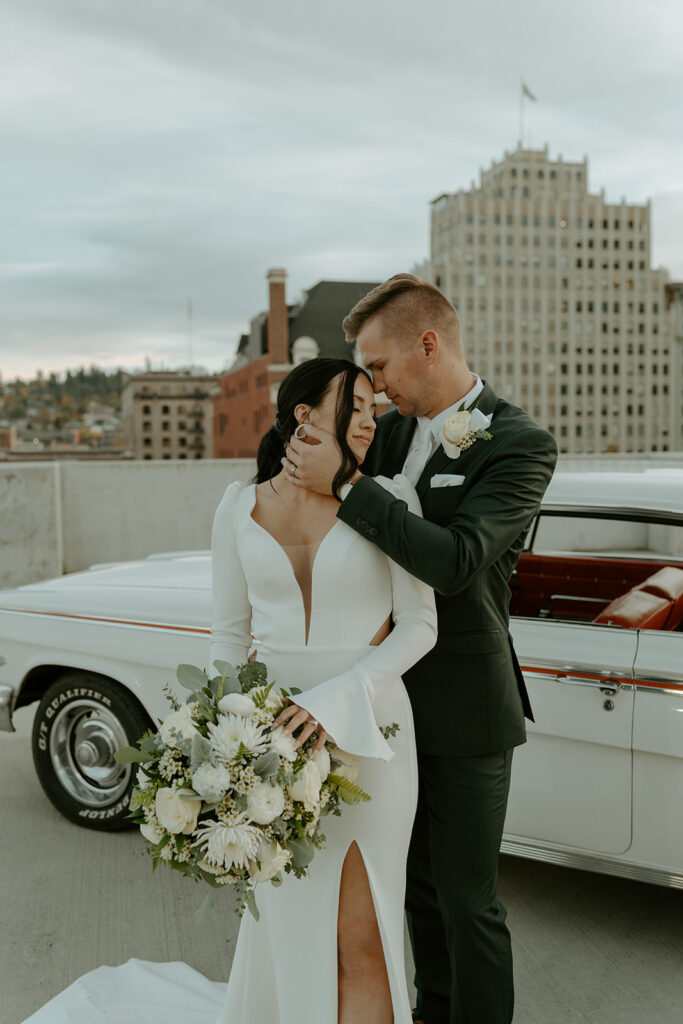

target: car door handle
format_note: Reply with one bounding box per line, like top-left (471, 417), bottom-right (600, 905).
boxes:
top-left (554, 671), bottom-right (623, 694)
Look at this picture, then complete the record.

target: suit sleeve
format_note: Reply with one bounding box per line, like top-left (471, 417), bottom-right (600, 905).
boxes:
top-left (337, 425), bottom-right (558, 597)
top-left (294, 477), bottom-right (437, 762)
top-left (209, 481), bottom-right (251, 673)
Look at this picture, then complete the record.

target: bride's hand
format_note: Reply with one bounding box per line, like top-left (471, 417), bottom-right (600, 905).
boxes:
top-left (273, 701), bottom-right (329, 753)
top-left (282, 423), bottom-right (340, 496)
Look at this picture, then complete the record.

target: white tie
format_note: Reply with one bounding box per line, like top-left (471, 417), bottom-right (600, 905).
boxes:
top-left (402, 421), bottom-right (435, 486)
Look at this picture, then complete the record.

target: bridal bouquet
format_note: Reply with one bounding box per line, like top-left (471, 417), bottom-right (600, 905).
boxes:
top-left (115, 659), bottom-right (374, 919)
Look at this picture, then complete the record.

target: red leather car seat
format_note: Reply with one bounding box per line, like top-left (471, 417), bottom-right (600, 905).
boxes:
top-left (594, 565), bottom-right (683, 630)
top-left (637, 566), bottom-right (683, 630)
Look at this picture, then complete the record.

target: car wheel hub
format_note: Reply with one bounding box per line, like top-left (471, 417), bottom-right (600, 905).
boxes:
top-left (49, 699), bottom-right (132, 808)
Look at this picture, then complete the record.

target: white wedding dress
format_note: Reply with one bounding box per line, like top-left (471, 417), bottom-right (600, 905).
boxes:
top-left (22, 477), bottom-right (437, 1024)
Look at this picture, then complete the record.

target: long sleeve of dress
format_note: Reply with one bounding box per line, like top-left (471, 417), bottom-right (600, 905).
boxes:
top-left (209, 481), bottom-right (251, 674)
top-left (293, 475), bottom-right (437, 761)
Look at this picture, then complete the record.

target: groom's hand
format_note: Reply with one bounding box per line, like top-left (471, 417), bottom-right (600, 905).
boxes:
top-left (282, 423), bottom-right (339, 495)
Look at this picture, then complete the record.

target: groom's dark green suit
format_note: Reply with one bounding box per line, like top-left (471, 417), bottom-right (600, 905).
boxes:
top-left (336, 380), bottom-right (558, 1024)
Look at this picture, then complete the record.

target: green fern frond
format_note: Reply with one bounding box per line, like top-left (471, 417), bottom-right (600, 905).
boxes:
top-left (328, 774), bottom-right (372, 805)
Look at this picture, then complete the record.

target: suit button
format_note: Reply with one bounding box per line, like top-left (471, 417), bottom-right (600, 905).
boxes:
top-left (356, 517), bottom-right (364, 527)
top-left (369, 528), bottom-right (378, 537)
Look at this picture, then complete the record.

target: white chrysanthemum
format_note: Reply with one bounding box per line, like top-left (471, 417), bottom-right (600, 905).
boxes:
top-left (218, 692), bottom-right (256, 717)
top-left (159, 703), bottom-right (198, 746)
top-left (208, 714), bottom-right (268, 763)
top-left (140, 820), bottom-right (164, 844)
top-left (192, 816), bottom-right (262, 870)
top-left (192, 762), bottom-right (233, 803)
top-left (269, 726), bottom-right (297, 763)
top-left (246, 781), bottom-right (286, 825)
top-left (249, 838), bottom-right (291, 883)
top-left (311, 745), bottom-right (331, 782)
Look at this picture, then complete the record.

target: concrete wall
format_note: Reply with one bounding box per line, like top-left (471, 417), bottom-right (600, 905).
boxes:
top-left (0, 459), bottom-right (255, 588)
top-left (1, 452), bottom-right (681, 589)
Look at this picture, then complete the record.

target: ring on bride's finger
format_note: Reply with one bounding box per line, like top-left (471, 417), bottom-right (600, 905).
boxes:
top-left (289, 463), bottom-right (297, 477)
top-left (294, 424), bottom-right (307, 440)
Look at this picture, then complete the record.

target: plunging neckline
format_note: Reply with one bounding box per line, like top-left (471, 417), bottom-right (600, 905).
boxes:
top-left (246, 485), bottom-right (343, 646)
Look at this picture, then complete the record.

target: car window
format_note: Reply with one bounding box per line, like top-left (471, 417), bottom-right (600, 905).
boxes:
top-left (532, 515), bottom-right (683, 560)
top-left (512, 514), bottom-right (683, 630)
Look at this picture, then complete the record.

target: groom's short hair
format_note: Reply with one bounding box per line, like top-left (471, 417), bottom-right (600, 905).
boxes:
top-left (343, 274), bottom-right (463, 354)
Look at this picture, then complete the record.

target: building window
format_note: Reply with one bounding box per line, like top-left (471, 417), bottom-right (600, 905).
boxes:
top-left (143, 438), bottom-right (151, 447)
top-left (162, 405), bottom-right (170, 414)
top-left (143, 405), bottom-right (151, 414)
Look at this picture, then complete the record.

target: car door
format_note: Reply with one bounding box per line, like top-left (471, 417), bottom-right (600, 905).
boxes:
top-left (505, 509), bottom-right (645, 856)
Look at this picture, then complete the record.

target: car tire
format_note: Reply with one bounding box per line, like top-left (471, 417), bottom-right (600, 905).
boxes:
top-left (32, 671), bottom-right (153, 831)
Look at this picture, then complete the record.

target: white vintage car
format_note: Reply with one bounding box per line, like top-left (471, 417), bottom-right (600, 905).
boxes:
top-left (1, 468), bottom-right (682, 889)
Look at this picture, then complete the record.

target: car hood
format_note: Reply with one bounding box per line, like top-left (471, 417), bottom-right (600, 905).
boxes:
top-left (0, 553), bottom-right (212, 628)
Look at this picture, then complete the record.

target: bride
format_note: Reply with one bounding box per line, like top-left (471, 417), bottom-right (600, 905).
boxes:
top-left (22, 357), bottom-right (437, 1024)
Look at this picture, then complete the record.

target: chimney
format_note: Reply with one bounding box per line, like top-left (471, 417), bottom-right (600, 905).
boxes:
top-left (267, 268), bottom-right (289, 364)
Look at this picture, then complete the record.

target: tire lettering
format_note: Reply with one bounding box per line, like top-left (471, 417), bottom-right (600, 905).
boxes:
top-left (77, 795), bottom-right (129, 820)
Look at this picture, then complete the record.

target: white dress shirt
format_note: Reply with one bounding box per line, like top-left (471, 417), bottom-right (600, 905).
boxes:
top-left (400, 373), bottom-right (483, 485)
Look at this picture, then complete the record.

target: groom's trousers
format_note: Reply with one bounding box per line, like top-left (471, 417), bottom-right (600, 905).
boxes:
top-left (405, 749), bottom-right (514, 1024)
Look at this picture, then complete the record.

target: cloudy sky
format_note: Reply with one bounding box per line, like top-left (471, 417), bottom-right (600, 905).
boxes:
top-left (2, 0), bottom-right (682, 382)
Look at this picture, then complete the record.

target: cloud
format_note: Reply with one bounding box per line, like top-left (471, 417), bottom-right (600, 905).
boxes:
top-left (1, 0), bottom-right (682, 381)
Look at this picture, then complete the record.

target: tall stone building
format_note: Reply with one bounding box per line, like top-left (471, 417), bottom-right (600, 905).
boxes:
top-left (122, 370), bottom-right (220, 460)
top-left (429, 144), bottom-right (681, 453)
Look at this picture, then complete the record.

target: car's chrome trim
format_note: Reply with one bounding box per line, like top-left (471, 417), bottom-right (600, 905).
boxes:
top-left (501, 836), bottom-right (683, 890)
top-left (540, 503), bottom-right (683, 525)
top-left (0, 606), bottom-right (210, 636)
top-left (0, 683), bottom-right (15, 733)
top-left (521, 662), bottom-right (633, 693)
top-left (634, 674), bottom-right (683, 695)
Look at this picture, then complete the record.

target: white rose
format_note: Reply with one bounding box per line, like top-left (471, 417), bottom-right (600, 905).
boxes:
top-left (155, 787), bottom-right (201, 835)
top-left (442, 410), bottom-right (470, 444)
top-left (287, 761), bottom-right (322, 811)
top-left (246, 781), bottom-right (286, 825)
top-left (330, 746), bottom-right (359, 782)
top-left (311, 745), bottom-right (331, 782)
top-left (218, 693), bottom-right (256, 717)
top-left (269, 726), bottom-right (298, 763)
top-left (249, 838), bottom-right (291, 883)
top-left (192, 762), bottom-right (232, 803)
top-left (159, 704), bottom-right (198, 747)
top-left (140, 821), bottom-right (164, 844)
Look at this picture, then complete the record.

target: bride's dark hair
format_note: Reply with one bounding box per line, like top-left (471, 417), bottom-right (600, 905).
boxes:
top-left (255, 357), bottom-right (371, 500)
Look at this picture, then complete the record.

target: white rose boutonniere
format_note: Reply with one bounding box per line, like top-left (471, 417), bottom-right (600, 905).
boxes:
top-left (441, 406), bottom-right (493, 459)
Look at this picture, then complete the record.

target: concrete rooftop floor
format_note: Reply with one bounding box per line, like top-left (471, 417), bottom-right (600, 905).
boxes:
top-left (2, 705), bottom-right (682, 1024)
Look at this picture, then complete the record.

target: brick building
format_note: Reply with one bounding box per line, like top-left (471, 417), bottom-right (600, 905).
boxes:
top-left (213, 269), bottom-right (382, 458)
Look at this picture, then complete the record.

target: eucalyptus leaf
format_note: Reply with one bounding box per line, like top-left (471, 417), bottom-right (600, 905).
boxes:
top-left (190, 733), bottom-right (212, 768)
top-left (177, 663), bottom-right (208, 691)
top-left (288, 836), bottom-right (315, 871)
top-left (193, 892), bottom-right (214, 927)
top-left (114, 746), bottom-right (154, 765)
top-left (252, 751), bottom-right (279, 780)
top-left (212, 659), bottom-right (236, 678)
top-left (246, 891), bottom-right (260, 922)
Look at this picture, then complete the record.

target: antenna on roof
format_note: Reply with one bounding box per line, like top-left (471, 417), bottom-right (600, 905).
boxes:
top-left (187, 295), bottom-right (193, 369)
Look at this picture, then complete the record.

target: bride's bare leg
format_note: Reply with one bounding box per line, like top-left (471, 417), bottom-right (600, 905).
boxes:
top-left (338, 841), bottom-right (393, 1024)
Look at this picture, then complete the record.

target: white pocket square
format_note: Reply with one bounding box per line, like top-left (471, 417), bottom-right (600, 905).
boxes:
top-left (431, 474), bottom-right (466, 488)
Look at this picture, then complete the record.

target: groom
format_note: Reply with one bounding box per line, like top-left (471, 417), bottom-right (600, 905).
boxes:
top-left (284, 274), bottom-right (557, 1024)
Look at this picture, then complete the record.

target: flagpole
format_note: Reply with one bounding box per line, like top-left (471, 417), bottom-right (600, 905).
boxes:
top-left (519, 80), bottom-right (524, 147)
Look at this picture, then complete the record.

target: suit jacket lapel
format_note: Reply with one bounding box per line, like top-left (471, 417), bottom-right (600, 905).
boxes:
top-left (378, 414), bottom-right (416, 478)
top-left (415, 380), bottom-right (501, 500)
